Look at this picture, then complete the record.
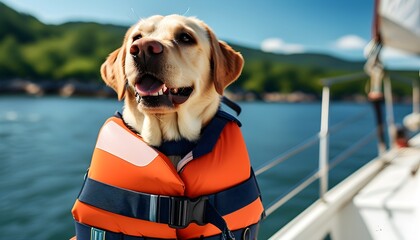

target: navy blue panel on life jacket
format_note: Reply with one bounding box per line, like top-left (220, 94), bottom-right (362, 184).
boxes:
top-left (192, 110), bottom-right (240, 159)
top-left (156, 139), bottom-right (197, 158)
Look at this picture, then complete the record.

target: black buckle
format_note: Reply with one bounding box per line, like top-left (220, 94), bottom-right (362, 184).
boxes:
top-left (168, 196), bottom-right (208, 229)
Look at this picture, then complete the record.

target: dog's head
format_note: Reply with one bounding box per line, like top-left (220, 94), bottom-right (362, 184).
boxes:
top-left (100, 15), bottom-right (243, 146)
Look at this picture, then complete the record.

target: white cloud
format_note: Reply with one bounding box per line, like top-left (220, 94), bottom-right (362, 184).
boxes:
top-left (334, 35), bottom-right (368, 50)
top-left (261, 38), bottom-right (305, 54)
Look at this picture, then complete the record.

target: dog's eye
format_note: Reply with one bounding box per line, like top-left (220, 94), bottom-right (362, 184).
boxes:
top-left (133, 34), bottom-right (142, 41)
top-left (178, 32), bottom-right (195, 44)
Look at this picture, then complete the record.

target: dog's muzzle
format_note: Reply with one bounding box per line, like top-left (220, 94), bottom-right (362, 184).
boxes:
top-left (133, 74), bottom-right (193, 106)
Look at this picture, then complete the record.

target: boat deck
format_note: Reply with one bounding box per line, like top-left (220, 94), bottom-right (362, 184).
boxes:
top-left (269, 133), bottom-right (420, 240)
top-left (352, 134), bottom-right (420, 240)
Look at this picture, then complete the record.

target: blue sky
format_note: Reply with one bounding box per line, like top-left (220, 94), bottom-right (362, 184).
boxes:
top-left (2, 0), bottom-right (419, 69)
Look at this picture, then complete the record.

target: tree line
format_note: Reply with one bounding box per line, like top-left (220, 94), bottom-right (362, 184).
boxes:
top-left (0, 2), bottom-right (416, 99)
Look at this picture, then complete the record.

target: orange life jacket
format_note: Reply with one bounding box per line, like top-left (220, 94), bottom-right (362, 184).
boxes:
top-left (72, 111), bottom-right (264, 239)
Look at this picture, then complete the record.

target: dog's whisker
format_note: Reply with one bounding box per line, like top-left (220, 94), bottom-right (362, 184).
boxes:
top-left (182, 7), bottom-right (191, 16)
top-left (129, 8), bottom-right (141, 22)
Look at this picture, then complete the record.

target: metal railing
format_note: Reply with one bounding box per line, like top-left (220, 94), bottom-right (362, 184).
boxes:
top-left (384, 73), bottom-right (420, 147)
top-left (257, 71), bottom-right (420, 219)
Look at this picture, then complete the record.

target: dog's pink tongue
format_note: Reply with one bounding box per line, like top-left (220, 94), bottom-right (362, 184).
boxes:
top-left (135, 75), bottom-right (164, 96)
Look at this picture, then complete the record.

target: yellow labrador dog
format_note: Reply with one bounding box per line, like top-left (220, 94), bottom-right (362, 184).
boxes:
top-left (72, 15), bottom-right (264, 240)
top-left (101, 15), bottom-right (243, 154)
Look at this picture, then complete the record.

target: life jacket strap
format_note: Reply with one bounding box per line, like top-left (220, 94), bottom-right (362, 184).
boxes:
top-left (221, 96), bottom-right (241, 116)
top-left (75, 221), bottom-right (259, 240)
top-left (77, 170), bottom-right (261, 237)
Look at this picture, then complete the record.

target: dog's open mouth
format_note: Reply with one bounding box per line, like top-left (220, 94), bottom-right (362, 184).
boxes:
top-left (134, 74), bottom-right (193, 107)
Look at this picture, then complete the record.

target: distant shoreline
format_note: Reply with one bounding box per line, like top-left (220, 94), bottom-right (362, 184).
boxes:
top-left (0, 79), bottom-right (115, 98)
top-left (0, 78), bottom-right (412, 103)
top-left (0, 79), bottom-right (320, 102)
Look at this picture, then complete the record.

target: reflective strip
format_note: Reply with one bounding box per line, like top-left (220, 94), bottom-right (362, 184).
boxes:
top-left (149, 195), bottom-right (158, 222)
top-left (177, 151), bottom-right (193, 172)
top-left (91, 227), bottom-right (105, 240)
top-left (96, 121), bottom-right (158, 167)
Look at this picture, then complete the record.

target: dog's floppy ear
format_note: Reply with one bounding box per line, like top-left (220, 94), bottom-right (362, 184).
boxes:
top-left (100, 47), bottom-right (127, 100)
top-left (101, 25), bottom-right (135, 102)
top-left (207, 27), bottom-right (244, 95)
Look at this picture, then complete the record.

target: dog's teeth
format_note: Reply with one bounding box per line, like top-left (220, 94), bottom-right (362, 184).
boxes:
top-left (135, 92), bottom-right (141, 103)
top-left (158, 89), bottom-right (164, 95)
top-left (171, 88), bottom-right (178, 94)
top-left (151, 92), bottom-right (159, 96)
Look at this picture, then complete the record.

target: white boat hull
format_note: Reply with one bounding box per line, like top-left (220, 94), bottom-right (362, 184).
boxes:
top-left (270, 134), bottom-right (420, 240)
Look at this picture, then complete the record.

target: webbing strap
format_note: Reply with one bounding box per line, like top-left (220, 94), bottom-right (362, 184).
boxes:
top-left (78, 178), bottom-right (169, 223)
top-left (205, 203), bottom-right (235, 240)
top-left (210, 170), bottom-right (260, 216)
top-left (221, 96), bottom-right (241, 116)
top-left (75, 221), bottom-right (259, 240)
top-left (77, 170), bottom-right (261, 232)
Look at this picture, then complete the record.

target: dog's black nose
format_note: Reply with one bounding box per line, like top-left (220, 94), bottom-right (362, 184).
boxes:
top-left (130, 39), bottom-right (163, 58)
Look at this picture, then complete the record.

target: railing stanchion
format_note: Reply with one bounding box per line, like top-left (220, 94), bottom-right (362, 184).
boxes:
top-left (319, 86), bottom-right (330, 199)
top-left (414, 71), bottom-right (420, 114)
top-left (384, 75), bottom-right (396, 148)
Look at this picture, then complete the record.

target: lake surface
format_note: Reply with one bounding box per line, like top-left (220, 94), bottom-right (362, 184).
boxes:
top-left (0, 96), bottom-right (413, 239)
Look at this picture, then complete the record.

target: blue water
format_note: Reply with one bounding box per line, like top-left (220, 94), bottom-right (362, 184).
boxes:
top-left (0, 96), bottom-right (413, 239)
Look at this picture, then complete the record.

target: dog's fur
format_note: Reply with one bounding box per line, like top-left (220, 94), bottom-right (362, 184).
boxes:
top-left (101, 15), bottom-right (244, 164)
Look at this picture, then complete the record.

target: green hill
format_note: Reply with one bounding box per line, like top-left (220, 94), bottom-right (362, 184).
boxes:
top-left (0, 2), bottom-right (414, 99)
top-left (231, 43), bottom-right (364, 70)
top-left (227, 43), bottom-right (366, 97)
top-left (0, 2), bottom-right (126, 81)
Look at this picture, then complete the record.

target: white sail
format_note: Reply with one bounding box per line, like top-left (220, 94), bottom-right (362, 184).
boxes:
top-left (376, 0), bottom-right (420, 54)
